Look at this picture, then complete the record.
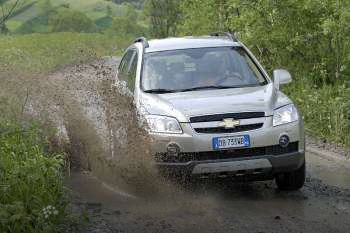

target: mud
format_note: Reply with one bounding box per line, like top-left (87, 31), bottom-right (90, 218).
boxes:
top-left (68, 154), bottom-right (350, 233)
top-left (2, 58), bottom-right (350, 232)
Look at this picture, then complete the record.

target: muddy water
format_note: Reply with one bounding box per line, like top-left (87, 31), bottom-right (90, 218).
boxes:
top-left (1, 57), bottom-right (171, 196)
top-left (68, 150), bottom-right (350, 233)
top-left (42, 58), bottom-right (174, 197)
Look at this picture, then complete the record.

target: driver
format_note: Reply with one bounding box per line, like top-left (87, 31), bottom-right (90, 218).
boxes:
top-left (196, 54), bottom-right (226, 86)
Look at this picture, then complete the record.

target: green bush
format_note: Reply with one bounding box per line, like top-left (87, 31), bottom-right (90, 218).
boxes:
top-left (285, 81), bottom-right (350, 146)
top-left (49, 10), bottom-right (97, 33)
top-left (0, 120), bottom-right (67, 232)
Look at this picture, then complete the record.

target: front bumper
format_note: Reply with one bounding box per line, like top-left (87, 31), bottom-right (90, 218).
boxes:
top-left (156, 151), bottom-right (305, 179)
top-left (150, 118), bottom-right (305, 179)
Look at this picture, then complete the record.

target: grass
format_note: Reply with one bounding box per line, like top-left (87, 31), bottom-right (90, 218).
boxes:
top-left (284, 80), bottom-right (350, 147)
top-left (0, 32), bottom-right (127, 73)
top-left (6, 0), bottom-right (133, 32)
top-left (0, 118), bottom-right (67, 232)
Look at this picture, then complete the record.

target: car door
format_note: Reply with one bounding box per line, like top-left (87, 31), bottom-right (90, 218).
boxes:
top-left (110, 49), bottom-right (137, 155)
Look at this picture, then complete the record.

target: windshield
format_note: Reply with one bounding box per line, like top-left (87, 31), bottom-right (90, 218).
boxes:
top-left (142, 47), bottom-right (267, 93)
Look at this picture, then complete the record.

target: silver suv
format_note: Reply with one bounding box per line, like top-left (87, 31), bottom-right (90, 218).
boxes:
top-left (115, 33), bottom-right (305, 190)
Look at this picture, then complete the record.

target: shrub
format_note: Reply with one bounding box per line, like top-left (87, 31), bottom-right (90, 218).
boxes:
top-left (284, 80), bottom-right (350, 146)
top-left (0, 120), bottom-right (67, 232)
top-left (49, 10), bottom-right (97, 33)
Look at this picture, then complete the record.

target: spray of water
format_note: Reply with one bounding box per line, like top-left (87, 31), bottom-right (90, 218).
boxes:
top-left (1, 58), bottom-right (181, 197)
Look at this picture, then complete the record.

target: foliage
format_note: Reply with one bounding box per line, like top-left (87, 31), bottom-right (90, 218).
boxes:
top-left (284, 81), bottom-right (350, 146)
top-left (95, 15), bottom-right (113, 30)
top-left (49, 9), bottom-right (97, 33)
top-left (0, 118), bottom-right (67, 232)
top-left (107, 15), bottom-right (146, 37)
top-left (0, 0), bottom-right (21, 33)
top-left (105, 3), bottom-right (147, 38)
top-left (179, 0), bottom-right (350, 85)
top-left (4, 0), bottom-right (145, 34)
top-left (109, 0), bottom-right (144, 8)
top-left (144, 0), bottom-right (180, 38)
top-left (179, 0), bottom-right (231, 35)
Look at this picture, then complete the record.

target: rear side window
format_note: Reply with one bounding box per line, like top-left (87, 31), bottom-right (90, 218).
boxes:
top-left (118, 49), bottom-right (135, 81)
top-left (128, 52), bottom-right (138, 91)
top-left (118, 49), bottom-right (138, 92)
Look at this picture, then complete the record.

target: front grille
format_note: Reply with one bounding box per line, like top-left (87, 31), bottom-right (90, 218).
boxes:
top-left (155, 142), bottom-right (299, 163)
top-left (194, 123), bottom-right (263, 134)
top-left (190, 112), bottom-right (265, 123)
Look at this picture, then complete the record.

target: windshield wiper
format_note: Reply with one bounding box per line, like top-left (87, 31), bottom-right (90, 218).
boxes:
top-left (178, 85), bottom-right (242, 92)
top-left (144, 85), bottom-right (259, 94)
top-left (143, 89), bottom-right (177, 94)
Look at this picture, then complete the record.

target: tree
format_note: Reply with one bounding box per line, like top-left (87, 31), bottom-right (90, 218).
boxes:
top-left (144, 0), bottom-right (180, 38)
top-left (39, 0), bottom-right (53, 14)
top-left (0, 0), bottom-right (21, 33)
top-left (49, 10), bottom-right (97, 33)
top-left (106, 5), bottom-right (113, 17)
top-left (124, 3), bottom-right (137, 23)
top-left (179, 0), bottom-right (232, 36)
top-left (179, 0), bottom-right (350, 85)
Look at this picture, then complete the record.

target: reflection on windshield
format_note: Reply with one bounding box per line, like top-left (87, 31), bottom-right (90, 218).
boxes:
top-left (142, 47), bottom-right (267, 93)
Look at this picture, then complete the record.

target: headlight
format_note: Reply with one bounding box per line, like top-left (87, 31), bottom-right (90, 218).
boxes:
top-left (145, 115), bottom-right (183, 134)
top-left (273, 104), bottom-right (299, 127)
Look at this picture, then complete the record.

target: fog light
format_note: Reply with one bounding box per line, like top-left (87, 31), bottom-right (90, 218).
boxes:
top-left (167, 143), bottom-right (180, 156)
top-left (279, 135), bottom-right (290, 148)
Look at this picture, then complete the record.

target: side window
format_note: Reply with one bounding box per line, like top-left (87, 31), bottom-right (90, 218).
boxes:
top-left (118, 49), bottom-right (134, 82)
top-left (128, 51), bottom-right (138, 91)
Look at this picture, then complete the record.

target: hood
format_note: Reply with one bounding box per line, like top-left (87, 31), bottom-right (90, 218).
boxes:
top-left (139, 83), bottom-right (292, 122)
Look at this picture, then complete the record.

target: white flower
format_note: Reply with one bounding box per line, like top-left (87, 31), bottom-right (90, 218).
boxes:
top-left (42, 205), bottom-right (58, 219)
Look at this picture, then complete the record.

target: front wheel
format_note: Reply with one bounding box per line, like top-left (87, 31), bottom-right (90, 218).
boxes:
top-left (275, 162), bottom-right (305, 191)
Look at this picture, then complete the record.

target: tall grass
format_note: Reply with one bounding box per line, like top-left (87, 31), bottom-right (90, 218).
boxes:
top-left (284, 80), bottom-right (350, 147)
top-left (0, 118), bottom-right (67, 232)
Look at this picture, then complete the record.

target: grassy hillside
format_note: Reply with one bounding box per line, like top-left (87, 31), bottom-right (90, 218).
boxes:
top-left (0, 32), bottom-right (124, 72)
top-left (5, 0), bottom-right (141, 33)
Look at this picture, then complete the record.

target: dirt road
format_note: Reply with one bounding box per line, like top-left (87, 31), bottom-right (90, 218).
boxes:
top-left (68, 151), bottom-right (350, 233)
top-left (41, 58), bottom-right (350, 233)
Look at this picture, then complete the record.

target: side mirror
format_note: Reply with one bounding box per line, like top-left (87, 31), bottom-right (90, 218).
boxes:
top-left (273, 69), bottom-right (292, 90)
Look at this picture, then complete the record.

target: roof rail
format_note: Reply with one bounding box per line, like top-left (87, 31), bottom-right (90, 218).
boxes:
top-left (210, 32), bottom-right (238, 42)
top-left (134, 37), bottom-right (149, 48)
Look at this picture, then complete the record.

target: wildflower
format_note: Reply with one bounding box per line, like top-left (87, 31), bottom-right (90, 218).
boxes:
top-left (42, 205), bottom-right (58, 219)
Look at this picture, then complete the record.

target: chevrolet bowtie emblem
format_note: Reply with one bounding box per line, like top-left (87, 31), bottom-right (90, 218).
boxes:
top-left (219, 118), bottom-right (240, 129)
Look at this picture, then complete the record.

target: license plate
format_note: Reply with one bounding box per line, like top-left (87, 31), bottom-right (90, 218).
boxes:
top-left (212, 135), bottom-right (250, 150)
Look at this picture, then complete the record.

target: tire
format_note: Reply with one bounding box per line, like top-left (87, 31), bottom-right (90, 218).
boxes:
top-left (275, 161), bottom-right (305, 191)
